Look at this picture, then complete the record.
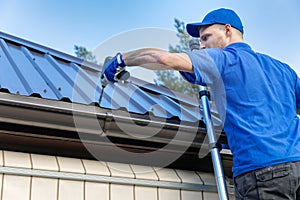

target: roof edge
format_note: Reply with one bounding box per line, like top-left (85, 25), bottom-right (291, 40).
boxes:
top-left (0, 31), bottom-right (101, 72)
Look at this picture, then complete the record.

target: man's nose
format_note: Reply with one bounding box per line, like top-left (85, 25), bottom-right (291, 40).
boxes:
top-left (200, 43), bottom-right (206, 49)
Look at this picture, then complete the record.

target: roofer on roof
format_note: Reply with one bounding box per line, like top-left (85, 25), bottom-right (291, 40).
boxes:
top-left (104, 8), bottom-right (300, 199)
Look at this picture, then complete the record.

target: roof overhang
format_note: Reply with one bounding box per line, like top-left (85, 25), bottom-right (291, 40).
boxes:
top-left (0, 92), bottom-right (232, 176)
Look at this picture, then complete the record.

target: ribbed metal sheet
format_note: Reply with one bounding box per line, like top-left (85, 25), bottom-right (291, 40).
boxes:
top-left (0, 31), bottom-right (219, 124)
top-left (100, 82), bottom-right (201, 122)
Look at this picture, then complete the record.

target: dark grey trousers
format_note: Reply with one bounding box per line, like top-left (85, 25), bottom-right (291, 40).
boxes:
top-left (234, 161), bottom-right (300, 200)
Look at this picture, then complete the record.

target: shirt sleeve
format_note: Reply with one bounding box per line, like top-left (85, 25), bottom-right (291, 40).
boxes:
top-left (180, 49), bottom-right (224, 86)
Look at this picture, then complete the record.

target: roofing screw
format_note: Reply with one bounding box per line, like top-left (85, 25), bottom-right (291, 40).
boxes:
top-left (43, 89), bottom-right (47, 93)
top-left (32, 57), bottom-right (36, 61)
top-left (58, 87), bottom-right (62, 91)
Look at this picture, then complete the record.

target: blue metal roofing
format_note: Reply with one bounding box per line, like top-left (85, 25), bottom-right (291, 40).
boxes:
top-left (0, 31), bottom-right (221, 124)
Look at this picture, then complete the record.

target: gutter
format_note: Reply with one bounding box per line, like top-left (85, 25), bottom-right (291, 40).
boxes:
top-left (0, 92), bottom-right (226, 143)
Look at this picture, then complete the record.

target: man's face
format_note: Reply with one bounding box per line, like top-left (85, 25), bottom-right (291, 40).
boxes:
top-left (199, 24), bottom-right (227, 49)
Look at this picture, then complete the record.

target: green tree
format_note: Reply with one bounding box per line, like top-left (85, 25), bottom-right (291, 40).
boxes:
top-left (74, 45), bottom-right (98, 64)
top-left (169, 18), bottom-right (192, 53)
top-left (155, 18), bottom-right (199, 97)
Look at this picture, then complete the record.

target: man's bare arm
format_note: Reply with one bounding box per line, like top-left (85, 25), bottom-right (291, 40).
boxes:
top-left (122, 48), bottom-right (193, 72)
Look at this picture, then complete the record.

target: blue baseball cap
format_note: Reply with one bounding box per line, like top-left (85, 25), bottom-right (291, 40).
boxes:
top-left (186, 8), bottom-right (244, 37)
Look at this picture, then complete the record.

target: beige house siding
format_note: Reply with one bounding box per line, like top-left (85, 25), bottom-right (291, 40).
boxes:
top-left (0, 150), bottom-right (234, 200)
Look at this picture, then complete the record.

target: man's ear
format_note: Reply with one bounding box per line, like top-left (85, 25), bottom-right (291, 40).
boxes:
top-left (224, 24), bottom-right (232, 36)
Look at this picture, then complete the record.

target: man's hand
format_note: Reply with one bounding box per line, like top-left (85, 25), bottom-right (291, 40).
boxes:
top-left (103, 53), bottom-right (127, 82)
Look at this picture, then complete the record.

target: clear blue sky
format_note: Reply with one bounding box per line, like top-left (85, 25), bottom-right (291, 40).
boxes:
top-left (0, 0), bottom-right (299, 75)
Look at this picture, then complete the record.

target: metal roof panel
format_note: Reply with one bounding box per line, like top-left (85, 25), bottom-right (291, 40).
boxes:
top-left (0, 31), bottom-right (221, 124)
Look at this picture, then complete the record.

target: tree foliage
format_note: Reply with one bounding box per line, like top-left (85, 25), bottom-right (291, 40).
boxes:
top-left (154, 70), bottom-right (199, 97)
top-left (155, 18), bottom-right (199, 97)
top-left (74, 45), bottom-right (98, 64)
top-left (168, 18), bottom-right (192, 53)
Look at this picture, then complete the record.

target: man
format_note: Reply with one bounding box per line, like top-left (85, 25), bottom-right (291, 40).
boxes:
top-left (104, 8), bottom-right (300, 199)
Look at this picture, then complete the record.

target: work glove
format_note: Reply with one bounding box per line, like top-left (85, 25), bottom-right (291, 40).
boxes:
top-left (103, 53), bottom-right (130, 83)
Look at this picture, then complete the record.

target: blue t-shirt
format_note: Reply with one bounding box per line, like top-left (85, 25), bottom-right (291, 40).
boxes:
top-left (181, 42), bottom-right (300, 177)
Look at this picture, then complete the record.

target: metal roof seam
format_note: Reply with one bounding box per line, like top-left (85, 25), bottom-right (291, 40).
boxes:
top-left (45, 53), bottom-right (93, 104)
top-left (20, 46), bottom-right (63, 100)
top-left (70, 63), bottom-right (103, 104)
top-left (0, 39), bottom-right (33, 95)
